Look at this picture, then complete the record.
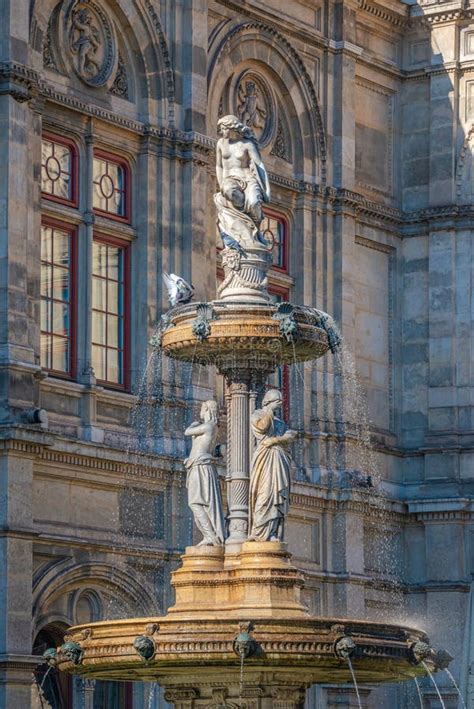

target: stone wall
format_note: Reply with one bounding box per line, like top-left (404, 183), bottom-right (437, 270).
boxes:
top-left (0, 0), bottom-right (471, 707)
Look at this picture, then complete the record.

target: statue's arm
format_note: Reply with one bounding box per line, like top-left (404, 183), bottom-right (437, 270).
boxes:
top-left (184, 421), bottom-right (206, 437)
top-left (248, 142), bottom-right (270, 202)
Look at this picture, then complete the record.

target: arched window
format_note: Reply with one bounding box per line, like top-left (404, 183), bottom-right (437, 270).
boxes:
top-left (261, 209), bottom-right (288, 273)
top-left (41, 134), bottom-right (78, 207)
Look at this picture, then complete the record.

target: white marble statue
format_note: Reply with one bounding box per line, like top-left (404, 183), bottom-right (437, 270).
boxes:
top-left (215, 114), bottom-right (271, 249)
top-left (184, 400), bottom-right (225, 546)
top-left (248, 389), bottom-right (297, 542)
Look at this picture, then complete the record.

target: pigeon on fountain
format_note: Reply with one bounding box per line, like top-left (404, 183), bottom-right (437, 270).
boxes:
top-left (162, 272), bottom-right (194, 307)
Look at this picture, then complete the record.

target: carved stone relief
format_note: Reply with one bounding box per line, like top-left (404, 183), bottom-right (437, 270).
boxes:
top-left (232, 71), bottom-right (276, 147)
top-left (60, 0), bottom-right (118, 88)
top-left (43, 18), bottom-right (59, 71)
top-left (110, 52), bottom-right (129, 99)
top-left (270, 107), bottom-right (292, 163)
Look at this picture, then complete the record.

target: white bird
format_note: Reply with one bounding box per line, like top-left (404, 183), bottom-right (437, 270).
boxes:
top-left (162, 272), bottom-right (194, 307)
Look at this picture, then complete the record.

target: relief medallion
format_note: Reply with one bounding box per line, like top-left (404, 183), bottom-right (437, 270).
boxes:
top-left (60, 0), bottom-right (118, 87)
top-left (231, 71), bottom-right (276, 148)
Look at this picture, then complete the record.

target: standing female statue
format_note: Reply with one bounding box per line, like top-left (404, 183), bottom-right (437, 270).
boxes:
top-left (184, 400), bottom-right (225, 546)
top-left (248, 389), bottom-right (297, 542)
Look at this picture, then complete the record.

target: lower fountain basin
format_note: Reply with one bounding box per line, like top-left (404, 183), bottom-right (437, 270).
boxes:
top-left (54, 614), bottom-right (430, 685)
top-left (159, 301), bottom-right (330, 372)
top-left (53, 544), bottom-right (434, 693)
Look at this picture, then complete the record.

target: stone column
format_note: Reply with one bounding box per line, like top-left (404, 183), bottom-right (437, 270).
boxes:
top-left (222, 367), bottom-right (267, 551)
top-left (225, 376), bottom-right (252, 549)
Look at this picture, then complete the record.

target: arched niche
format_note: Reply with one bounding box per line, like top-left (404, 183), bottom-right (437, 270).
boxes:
top-left (32, 559), bottom-right (157, 638)
top-left (208, 20), bottom-right (326, 184)
top-left (29, 0), bottom-right (175, 125)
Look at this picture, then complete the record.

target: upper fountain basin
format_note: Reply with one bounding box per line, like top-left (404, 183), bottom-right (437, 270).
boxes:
top-left (158, 300), bottom-right (330, 374)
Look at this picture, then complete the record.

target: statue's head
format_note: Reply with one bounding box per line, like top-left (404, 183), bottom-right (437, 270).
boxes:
top-left (201, 400), bottom-right (218, 423)
top-left (262, 388), bottom-right (282, 412)
top-left (76, 9), bottom-right (92, 25)
top-left (217, 115), bottom-right (256, 142)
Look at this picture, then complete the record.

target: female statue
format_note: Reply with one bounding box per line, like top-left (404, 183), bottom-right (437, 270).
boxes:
top-left (248, 389), bottom-right (297, 542)
top-left (215, 114), bottom-right (270, 248)
top-left (184, 400), bottom-right (225, 546)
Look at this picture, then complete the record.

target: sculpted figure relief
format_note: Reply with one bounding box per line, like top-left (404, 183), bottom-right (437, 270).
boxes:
top-left (184, 401), bottom-right (225, 546)
top-left (70, 8), bottom-right (100, 78)
top-left (215, 115), bottom-right (270, 249)
top-left (248, 389), bottom-right (297, 542)
top-left (237, 80), bottom-right (267, 138)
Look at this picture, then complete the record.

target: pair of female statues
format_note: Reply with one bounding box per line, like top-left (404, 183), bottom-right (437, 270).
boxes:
top-left (184, 390), bottom-right (296, 546)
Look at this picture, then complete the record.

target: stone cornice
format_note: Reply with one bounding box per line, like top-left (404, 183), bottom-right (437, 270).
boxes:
top-left (358, 0), bottom-right (409, 28)
top-left (0, 61), bottom-right (39, 102)
top-left (409, 2), bottom-right (474, 25)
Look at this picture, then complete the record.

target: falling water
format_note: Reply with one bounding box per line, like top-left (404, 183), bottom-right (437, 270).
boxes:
top-left (421, 661), bottom-right (446, 709)
top-left (414, 677), bottom-right (424, 708)
top-left (347, 657), bottom-right (362, 709)
top-left (148, 681), bottom-right (157, 709)
top-left (39, 665), bottom-right (53, 694)
top-left (444, 668), bottom-right (466, 708)
top-left (33, 672), bottom-right (46, 709)
top-left (239, 654), bottom-right (245, 706)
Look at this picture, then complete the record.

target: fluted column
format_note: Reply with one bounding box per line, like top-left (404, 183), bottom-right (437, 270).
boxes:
top-left (224, 369), bottom-right (267, 551)
top-left (225, 377), bottom-right (251, 549)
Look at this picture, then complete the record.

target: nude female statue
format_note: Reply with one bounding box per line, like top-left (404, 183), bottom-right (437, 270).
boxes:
top-left (184, 400), bottom-right (225, 546)
top-left (248, 389), bottom-right (297, 542)
top-left (215, 115), bottom-right (270, 246)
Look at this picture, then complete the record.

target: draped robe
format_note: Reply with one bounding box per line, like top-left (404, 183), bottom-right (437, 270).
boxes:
top-left (248, 410), bottom-right (292, 542)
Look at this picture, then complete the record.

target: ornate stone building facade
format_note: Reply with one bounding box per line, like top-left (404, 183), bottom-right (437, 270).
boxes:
top-left (0, 0), bottom-right (472, 707)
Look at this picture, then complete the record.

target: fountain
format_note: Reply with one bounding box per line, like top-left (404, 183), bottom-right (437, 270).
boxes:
top-left (46, 116), bottom-right (451, 707)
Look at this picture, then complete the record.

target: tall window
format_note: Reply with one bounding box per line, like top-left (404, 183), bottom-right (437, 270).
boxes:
top-left (41, 134), bottom-right (77, 206)
top-left (40, 131), bottom-right (131, 388)
top-left (93, 151), bottom-right (129, 220)
top-left (40, 222), bottom-right (75, 376)
top-left (92, 238), bottom-right (128, 387)
top-left (261, 210), bottom-right (288, 272)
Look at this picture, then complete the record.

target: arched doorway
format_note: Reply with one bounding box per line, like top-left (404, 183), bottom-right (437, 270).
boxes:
top-left (33, 623), bottom-right (73, 709)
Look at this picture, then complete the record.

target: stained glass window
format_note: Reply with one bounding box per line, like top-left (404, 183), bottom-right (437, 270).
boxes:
top-left (40, 224), bottom-right (73, 374)
top-left (92, 239), bottom-right (126, 385)
top-left (41, 138), bottom-right (75, 202)
top-left (93, 154), bottom-right (127, 218)
top-left (261, 213), bottom-right (287, 270)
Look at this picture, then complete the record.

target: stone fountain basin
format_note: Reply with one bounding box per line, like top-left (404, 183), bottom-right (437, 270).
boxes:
top-left (55, 614), bottom-right (430, 685)
top-left (159, 301), bottom-right (330, 369)
top-left (55, 544), bottom-right (431, 687)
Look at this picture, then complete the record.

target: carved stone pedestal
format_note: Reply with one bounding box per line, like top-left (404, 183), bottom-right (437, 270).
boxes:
top-left (168, 541), bottom-right (307, 619)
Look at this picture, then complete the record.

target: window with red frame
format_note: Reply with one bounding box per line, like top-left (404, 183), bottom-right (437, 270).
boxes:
top-left (92, 238), bottom-right (128, 387)
top-left (93, 152), bottom-right (129, 220)
top-left (40, 223), bottom-right (75, 376)
top-left (261, 211), bottom-right (288, 271)
top-left (268, 284), bottom-right (290, 421)
top-left (41, 135), bottom-right (77, 205)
